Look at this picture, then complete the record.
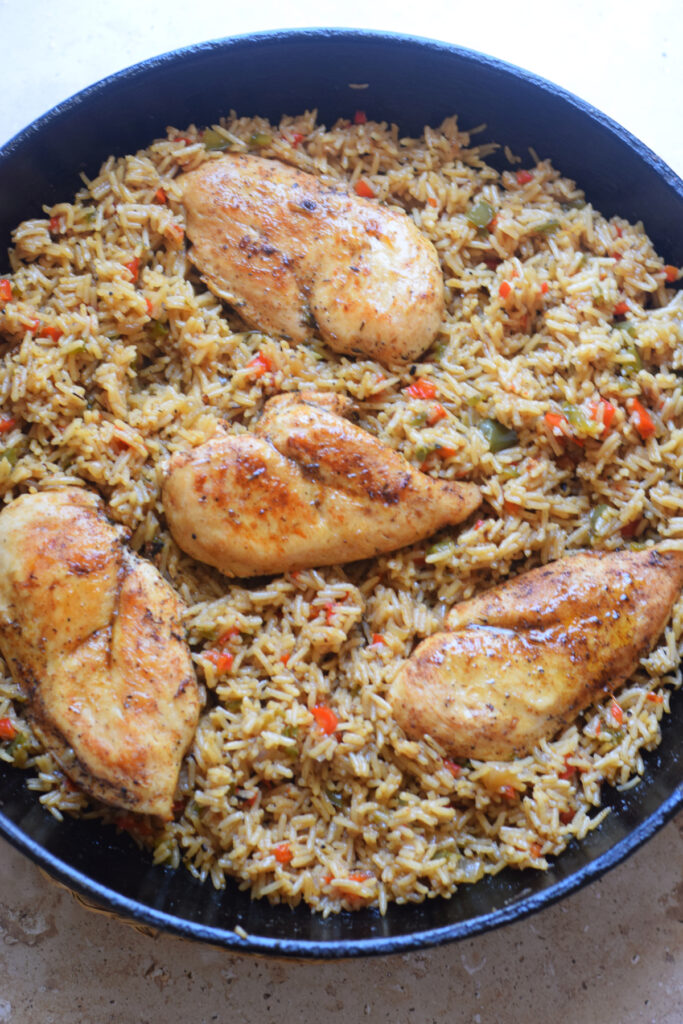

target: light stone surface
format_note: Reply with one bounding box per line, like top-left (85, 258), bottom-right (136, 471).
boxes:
top-left (0, 2), bottom-right (681, 1021)
top-left (0, 817), bottom-right (681, 1023)
top-left (0, 0), bottom-right (682, 176)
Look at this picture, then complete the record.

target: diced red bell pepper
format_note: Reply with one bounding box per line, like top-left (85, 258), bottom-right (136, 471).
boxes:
top-left (311, 705), bottom-right (338, 735)
top-left (589, 397), bottom-right (616, 434)
top-left (40, 325), bottom-right (63, 342)
top-left (274, 842), bottom-right (293, 864)
top-left (0, 718), bottom-right (17, 741)
top-left (354, 179), bottom-right (375, 198)
top-left (427, 402), bottom-right (447, 426)
top-left (246, 350), bottom-right (272, 376)
top-left (124, 257), bottom-right (140, 282)
top-left (404, 379), bottom-right (437, 400)
top-left (610, 699), bottom-right (624, 726)
top-left (627, 397), bottom-right (655, 440)
top-left (205, 649), bottom-right (234, 674)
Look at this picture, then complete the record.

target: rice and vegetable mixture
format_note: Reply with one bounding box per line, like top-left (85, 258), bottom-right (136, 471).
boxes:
top-left (0, 110), bottom-right (682, 915)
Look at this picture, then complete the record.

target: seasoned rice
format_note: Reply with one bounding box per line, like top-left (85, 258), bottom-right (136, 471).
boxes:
top-left (0, 109), bottom-right (681, 915)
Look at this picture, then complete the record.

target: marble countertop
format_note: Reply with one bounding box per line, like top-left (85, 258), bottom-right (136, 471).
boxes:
top-left (0, 2), bottom-right (681, 1021)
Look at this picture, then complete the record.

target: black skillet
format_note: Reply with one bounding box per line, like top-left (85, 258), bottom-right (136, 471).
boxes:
top-left (0, 29), bottom-right (681, 957)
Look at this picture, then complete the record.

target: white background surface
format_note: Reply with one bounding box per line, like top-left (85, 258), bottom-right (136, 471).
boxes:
top-left (0, 3), bottom-right (681, 1022)
top-left (1, 0), bottom-right (682, 178)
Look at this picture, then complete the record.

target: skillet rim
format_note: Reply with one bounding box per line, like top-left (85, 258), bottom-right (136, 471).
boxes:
top-left (0, 26), bottom-right (681, 958)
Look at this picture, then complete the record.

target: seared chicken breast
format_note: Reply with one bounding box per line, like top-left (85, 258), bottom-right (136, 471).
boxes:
top-left (0, 489), bottom-right (200, 818)
top-left (162, 392), bottom-right (481, 577)
top-left (180, 154), bottom-right (445, 365)
top-left (390, 546), bottom-right (683, 761)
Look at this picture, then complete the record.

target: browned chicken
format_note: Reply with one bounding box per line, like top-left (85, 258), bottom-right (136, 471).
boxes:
top-left (180, 154), bottom-right (445, 365)
top-left (162, 392), bottom-right (481, 577)
top-left (389, 546), bottom-right (683, 761)
top-left (0, 488), bottom-right (200, 818)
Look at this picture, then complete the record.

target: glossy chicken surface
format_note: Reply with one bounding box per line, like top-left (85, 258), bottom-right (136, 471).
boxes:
top-left (162, 392), bottom-right (481, 577)
top-left (180, 154), bottom-right (445, 365)
top-left (0, 489), bottom-right (200, 818)
top-left (390, 546), bottom-right (683, 760)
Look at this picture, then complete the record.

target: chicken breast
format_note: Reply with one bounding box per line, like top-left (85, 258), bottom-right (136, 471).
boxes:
top-left (180, 154), bottom-right (445, 365)
top-left (0, 488), bottom-right (200, 818)
top-left (389, 546), bottom-right (683, 761)
top-left (162, 392), bottom-right (481, 577)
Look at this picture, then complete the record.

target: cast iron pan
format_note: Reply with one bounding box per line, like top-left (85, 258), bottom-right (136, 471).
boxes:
top-left (0, 29), bottom-right (681, 958)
